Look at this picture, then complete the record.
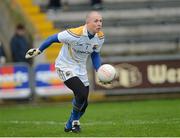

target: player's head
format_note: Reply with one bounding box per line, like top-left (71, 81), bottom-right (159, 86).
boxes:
top-left (86, 11), bottom-right (102, 34)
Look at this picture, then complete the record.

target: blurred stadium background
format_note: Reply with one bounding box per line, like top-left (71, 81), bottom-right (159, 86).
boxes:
top-left (1, 0), bottom-right (180, 136)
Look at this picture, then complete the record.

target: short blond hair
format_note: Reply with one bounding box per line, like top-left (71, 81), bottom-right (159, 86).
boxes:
top-left (86, 11), bottom-right (102, 23)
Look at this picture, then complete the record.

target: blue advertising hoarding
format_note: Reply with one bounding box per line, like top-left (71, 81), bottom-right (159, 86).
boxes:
top-left (35, 63), bottom-right (71, 96)
top-left (0, 64), bottom-right (31, 99)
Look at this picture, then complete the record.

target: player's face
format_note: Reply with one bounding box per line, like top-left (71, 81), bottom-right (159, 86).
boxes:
top-left (88, 15), bottom-right (102, 34)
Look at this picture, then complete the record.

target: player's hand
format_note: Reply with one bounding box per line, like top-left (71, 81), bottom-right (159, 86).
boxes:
top-left (99, 80), bottom-right (112, 85)
top-left (25, 48), bottom-right (41, 59)
top-left (98, 80), bottom-right (114, 89)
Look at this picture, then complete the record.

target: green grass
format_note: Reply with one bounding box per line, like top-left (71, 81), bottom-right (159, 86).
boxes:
top-left (0, 99), bottom-right (180, 137)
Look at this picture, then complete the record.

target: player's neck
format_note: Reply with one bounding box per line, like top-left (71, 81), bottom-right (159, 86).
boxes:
top-left (87, 31), bottom-right (95, 39)
top-left (88, 29), bottom-right (95, 35)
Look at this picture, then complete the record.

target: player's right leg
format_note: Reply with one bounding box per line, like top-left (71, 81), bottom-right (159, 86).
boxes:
top-left (64, 77), bottom-right (89, 133)
top-left (56, 68), bottom-right (89, 133)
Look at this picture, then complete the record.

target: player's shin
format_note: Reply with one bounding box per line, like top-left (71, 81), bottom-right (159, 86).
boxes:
top-left (65, 111), bottom-right (73, 130)
top-left (72, 98), bottom-right (88, 119)
top-left (65, 109), bottom-right (81, 132)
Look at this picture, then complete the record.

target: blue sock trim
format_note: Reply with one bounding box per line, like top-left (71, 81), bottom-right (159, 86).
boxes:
top-left (72, 109), bottom-right (80, 120)
top-left (72, 98), bottom-right (87, 120)
top-left (66, 112), bottom-right (73, 129)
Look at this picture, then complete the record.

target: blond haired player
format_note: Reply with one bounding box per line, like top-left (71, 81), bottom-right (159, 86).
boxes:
top-left (26, 11), bottom-right (104, 133)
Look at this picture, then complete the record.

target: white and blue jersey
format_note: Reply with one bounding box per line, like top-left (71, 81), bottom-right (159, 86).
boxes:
top-left (39, 25), bottom-right (104, 86)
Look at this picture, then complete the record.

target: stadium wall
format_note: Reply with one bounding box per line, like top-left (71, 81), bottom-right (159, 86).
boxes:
top-left (1, 54), bottom-right (180, 103)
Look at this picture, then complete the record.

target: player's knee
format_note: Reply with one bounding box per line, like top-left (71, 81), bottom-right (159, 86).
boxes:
top-left (77, 93), bottom-right (87, 104)
top-left (74, 91), bottom-right (88, 112)
top-left (76, 88), bottom-right (88, 103)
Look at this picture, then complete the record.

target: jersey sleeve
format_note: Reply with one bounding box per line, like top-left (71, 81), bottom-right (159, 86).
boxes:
top-left (91, 51), bottom-right (101, 71)
top-left (94, 38), bottom-right (104, 52)
top-left (57, 30), bottom-right (74, 44)
top-left (39, 34), bottom-right (59, 52)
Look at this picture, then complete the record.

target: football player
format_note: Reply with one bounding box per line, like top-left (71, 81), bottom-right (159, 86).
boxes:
top-left (26, 11), bottom-right (104, 133)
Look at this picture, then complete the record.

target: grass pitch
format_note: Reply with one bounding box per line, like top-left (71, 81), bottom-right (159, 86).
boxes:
top-left (0, 99), bottom-right (180, 137)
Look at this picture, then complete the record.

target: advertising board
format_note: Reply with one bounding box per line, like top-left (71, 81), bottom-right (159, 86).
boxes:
top-left (0, 64), bottom-right (31, 99)
top-left (35, 63), bottom-right (71, 96)
top-left (94, 55), bottom-right (180, 94)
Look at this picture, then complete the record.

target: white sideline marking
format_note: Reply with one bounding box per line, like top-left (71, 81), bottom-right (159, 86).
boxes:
top-left (0, 120), bottom-right (116, 126)
top-left (125, 118), bottom-right (180, 125)
top-left (1, 118), bottom-right (179, 126)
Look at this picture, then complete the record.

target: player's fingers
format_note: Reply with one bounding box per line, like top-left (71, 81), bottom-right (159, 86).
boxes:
top-left (28, 49), bottom-right (36, 55)
top-left (99, 80), bottom-right (110, 85)
top-left (25, 53), bottom-right (33, 59)
top-left (107, 81), bottom-right (112, 84)
top-left (25, 49), bottom-right (36, 59)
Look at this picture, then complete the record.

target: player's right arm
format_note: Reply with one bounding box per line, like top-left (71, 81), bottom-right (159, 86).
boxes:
top-left (25, 29), bottom-right (75, 59)
top-left (25, 34), bottom-right (59, 59)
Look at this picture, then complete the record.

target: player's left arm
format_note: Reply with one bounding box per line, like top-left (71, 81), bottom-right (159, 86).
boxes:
top-left (91, 36), bottom-right (104, 71)
top-left (91, 51), bottom-right (101, 71)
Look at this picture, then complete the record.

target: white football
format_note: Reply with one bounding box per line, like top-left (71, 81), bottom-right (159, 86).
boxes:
top-left (97, 64), bottom-right (116, 83)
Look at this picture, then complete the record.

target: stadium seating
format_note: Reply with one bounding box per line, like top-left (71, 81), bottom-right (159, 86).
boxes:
top-left (33, 0), bottom-right (180, 60)
top-left (14, 0), bottom-right (61, 62)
